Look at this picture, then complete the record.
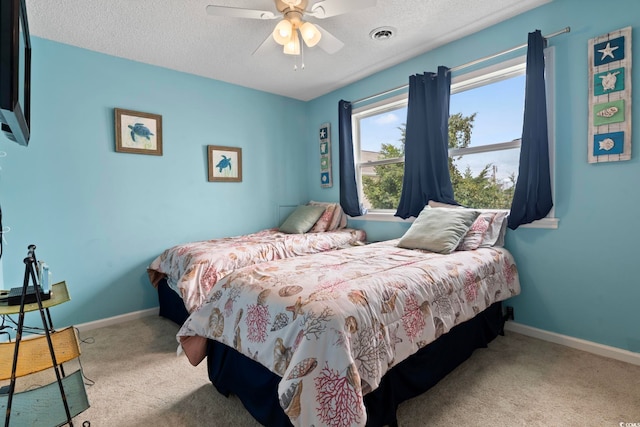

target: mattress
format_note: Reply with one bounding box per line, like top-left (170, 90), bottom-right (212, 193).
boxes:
top-left (147, 227), bottom-right (366, 314)
top-left (177, 239), bottom-right (520, 427)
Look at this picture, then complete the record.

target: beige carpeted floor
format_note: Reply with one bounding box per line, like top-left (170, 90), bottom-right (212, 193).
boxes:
top-left (9, 315), bottom-right (640, 426)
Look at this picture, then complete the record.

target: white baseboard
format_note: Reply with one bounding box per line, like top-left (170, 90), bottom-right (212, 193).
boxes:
top-left (74, 307), bottom-right (158, 333)
top-left (505, 321), bottom-right (640, 366)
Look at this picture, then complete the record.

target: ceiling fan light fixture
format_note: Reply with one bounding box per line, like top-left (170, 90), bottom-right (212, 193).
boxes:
top-left (300, 21), bottom-right (321, 47)
top-left (283, 30), bottom-right (301, 55)
top-left (273, 19), bottom-right (293, 45)
top-left (283, 0), bottom-right (303, 7)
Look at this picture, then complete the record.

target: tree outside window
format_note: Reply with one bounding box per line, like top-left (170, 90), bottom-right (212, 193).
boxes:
top-left (356, 64), bottom-right (526, 212)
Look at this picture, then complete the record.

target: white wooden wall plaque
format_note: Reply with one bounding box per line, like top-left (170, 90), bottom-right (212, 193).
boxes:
top-left (319, 122), bottom-right (332, 187)
top-left (588, 26), bottom-right (632, 163)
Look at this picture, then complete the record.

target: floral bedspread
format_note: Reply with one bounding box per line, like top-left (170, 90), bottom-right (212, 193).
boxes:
top-left (147, 228), bottom-right (366, 314)
top-left (177, 239), bottom-right (520, 427)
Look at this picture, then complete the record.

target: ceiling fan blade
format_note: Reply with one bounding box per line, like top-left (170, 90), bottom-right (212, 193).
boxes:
top-left (252, 32), bottom-right (277, 56)
top-left (206, 5), bottom-right (277, 20)
top-left (307, 0), bottom-right (376, 19)
top-left (314, 24), bottom-right (344, 54)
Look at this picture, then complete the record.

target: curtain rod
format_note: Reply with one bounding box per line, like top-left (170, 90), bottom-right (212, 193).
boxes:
top-left (352, 26), bottom-right (570, 106)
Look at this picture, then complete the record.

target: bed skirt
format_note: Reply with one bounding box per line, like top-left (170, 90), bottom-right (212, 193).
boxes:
top-left (157, 278), bottom-right (190, 325)
top-left (205, 301), bottom-right (505, 427)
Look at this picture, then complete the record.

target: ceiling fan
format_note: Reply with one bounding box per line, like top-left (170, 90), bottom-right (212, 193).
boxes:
top-left (206, 0), bottom-right (377, 57)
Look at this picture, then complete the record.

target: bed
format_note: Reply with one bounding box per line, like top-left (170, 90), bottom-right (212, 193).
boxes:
top-left (148, 203), bottom-right (367, 324)
top-left (176, 206), bottom-right (519, 427)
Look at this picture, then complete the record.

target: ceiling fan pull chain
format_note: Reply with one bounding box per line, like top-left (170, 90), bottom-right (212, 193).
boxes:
top-left (292, 31), bottom-right (304, 71)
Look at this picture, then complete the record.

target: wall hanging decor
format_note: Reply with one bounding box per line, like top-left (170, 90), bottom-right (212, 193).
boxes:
top-left (588, 27), bottom-right (632, 163)
top-left (208, 145), bottom-right (242, 182)
top-left (319, 122), bottom-right (332, 188)
top-left (114, 108), bottom-right (163, 155)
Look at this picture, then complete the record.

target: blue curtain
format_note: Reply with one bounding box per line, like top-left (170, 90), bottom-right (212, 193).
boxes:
top-left (395, 66), bottom-right (456, 219)
top-left (508, 30), bottom-right (553, 229)
top-left (338, 100), bottom-right (363, 217)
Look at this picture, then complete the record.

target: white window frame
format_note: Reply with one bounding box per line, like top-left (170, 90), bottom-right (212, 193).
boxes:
top-left (351, 49), bottom-right (558, 229)
top-left (352, 94), bottom-right (407, 214)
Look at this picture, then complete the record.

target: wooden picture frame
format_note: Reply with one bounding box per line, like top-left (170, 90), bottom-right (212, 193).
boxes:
top-left (114, 108), bottom-right (163, 155)
top-left (208, 145), bottom-right (242, 182)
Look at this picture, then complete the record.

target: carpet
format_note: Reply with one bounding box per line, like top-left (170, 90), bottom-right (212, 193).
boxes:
top-left (9, 315), bottom-right (639, 426)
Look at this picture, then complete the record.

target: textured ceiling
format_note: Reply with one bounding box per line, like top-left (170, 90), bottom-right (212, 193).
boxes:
top-left (25, 0), bottom-right (550, 101)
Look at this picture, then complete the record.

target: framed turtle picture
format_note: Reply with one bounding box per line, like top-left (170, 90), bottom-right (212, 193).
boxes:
top-left (208, 145), bottom-right (242, 182)
top-left (114, 108), bottom-right (163, 155)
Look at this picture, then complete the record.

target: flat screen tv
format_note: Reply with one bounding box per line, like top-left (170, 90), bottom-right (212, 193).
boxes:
top-left (0, 0), bottom-right (31, 146)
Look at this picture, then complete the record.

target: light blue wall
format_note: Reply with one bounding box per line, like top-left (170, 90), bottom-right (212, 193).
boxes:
top-left (0, 38), bottom-right (308, 327)
top-left (306, 0), bottom-right (640, 353)
top-left (3, 0), bottom-right (638, 354)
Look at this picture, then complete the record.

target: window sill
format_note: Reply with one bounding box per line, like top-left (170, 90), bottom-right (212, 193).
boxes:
top-left (350, 211), bottom-right (559, 229)
top-left (519, 217), bottom-right (559, 229)
top-left (351, 211), bottom-right (413, 223)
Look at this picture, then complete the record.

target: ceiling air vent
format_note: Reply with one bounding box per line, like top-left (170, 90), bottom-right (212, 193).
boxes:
top-left (369, 26), bottom-right (396, 41)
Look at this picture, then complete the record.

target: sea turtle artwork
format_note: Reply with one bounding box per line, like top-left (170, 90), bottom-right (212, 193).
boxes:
top-left (128, 123), bottom-right (154, 142)
top-left (216, 155), bottom-right (232, 173)
top-left (599, 71), bottom-right (621, 91)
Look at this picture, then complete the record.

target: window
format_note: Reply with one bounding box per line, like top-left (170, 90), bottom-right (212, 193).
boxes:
top-left (447, 60), bottom-right (525, 210)
top-left (352, 52), bottom-right (556, 226)
top-left (353, 97), bottom-right (407, 211)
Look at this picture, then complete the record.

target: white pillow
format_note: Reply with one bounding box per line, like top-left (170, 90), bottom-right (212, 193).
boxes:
top-left (479, 210), bottom-right (508, 247)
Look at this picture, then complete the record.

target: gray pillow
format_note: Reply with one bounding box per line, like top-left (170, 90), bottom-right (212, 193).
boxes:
top-left (398, 206), bottom-right (479, 254)
top-left (279, 205), bottom-right (327, 234)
